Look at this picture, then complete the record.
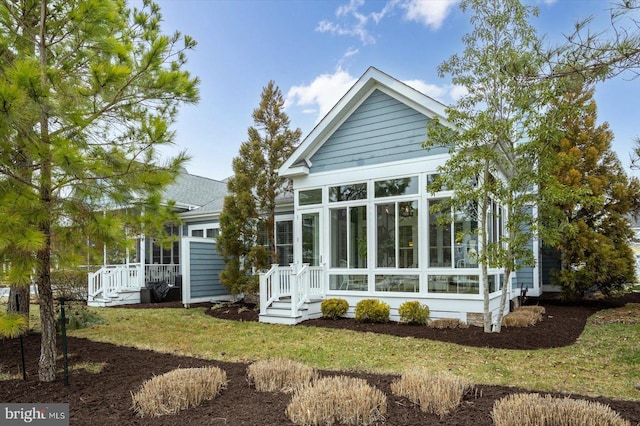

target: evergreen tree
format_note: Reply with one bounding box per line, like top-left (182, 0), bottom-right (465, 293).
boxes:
top-left (218, 81), bottom-right (300, 297)
top-left (425, 0), bottom-right (549, 332)
top-left (0, 0), bottom-right (198, 381)
top-left (543, 83), bottom-right (640, 297)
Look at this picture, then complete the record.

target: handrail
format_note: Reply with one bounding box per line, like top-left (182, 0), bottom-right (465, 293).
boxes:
top-left (259, 263), bottom-right (326, 318)
top-left (88, 264), bottom-right (142, 301)
top-left (295, 264), bottom-right (310, 315)
top-left (260, 264), bottom-right (281, 316)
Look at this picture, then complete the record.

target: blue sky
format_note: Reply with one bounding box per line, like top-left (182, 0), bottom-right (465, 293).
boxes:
top-left (147, 0), bottom-right (640, 181)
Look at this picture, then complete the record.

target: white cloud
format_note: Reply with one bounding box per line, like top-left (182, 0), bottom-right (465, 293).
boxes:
top-left (403, 79), bottom-right (467, 104)
top-left (287, 71), bottom-right (467, 124)
top-left (286, 69), bottom-right (358, 122)
top-left (403, 79), bottom-right (447, 99)
top-left (401, 0), bottom-right (459, 30)
top-left (449, 84), bottom-right (468, 101)
top-left (315, 0), bottom-right (399, 45)
top-left (317, 0), bottom-right (458, 45)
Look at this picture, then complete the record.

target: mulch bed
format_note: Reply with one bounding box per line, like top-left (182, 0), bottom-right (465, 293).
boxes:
top-left (1, 293), bottom-right (639, 425)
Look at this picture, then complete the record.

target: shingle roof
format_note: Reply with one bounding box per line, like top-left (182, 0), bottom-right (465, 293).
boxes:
top-left (162, 171), bottom-right (228, 210)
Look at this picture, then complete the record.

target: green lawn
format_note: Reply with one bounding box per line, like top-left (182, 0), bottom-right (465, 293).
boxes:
top-left (56, 303), bottom-right (640, 401)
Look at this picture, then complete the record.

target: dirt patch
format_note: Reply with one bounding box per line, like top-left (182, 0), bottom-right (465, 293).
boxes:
top-left (1, 293), bottom-right (639, 425)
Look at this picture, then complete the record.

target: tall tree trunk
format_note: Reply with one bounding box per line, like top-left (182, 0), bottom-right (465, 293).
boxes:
top-left (37, 0), bottom-right (56, 382)
top-left (7, 285), bottom-right (30, 328)
top-left (481, 160), bottom-right (492, 333)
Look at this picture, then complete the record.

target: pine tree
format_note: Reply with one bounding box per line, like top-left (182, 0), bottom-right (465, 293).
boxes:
top-left (218, 81), bottom-right (301, 297)
top-left (0, 0), bottom-right (198, 381)
top-left (543, 83), bottom-right (640, 297)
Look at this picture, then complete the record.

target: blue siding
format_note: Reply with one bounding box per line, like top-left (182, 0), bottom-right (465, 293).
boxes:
top-left (309, 89), bottom-right (447, 173)
top-left (513, 205), bottom-right (534, 289)
top-left (189, 241), bottom-right (227, 298)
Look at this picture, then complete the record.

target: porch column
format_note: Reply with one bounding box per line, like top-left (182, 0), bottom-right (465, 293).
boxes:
top-left (139, 235), bottom-right (146, 288)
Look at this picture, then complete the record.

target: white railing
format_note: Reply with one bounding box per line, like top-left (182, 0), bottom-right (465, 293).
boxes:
top-left (145, 264), bottom-right (181, 286)
top-left (88, 264), bottom-right (141, 300)
top-left (260, 263), bottom-right (325, 317)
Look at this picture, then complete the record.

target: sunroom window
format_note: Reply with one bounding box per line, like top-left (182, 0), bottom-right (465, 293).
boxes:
top-left (299, 188), bottom-right (322, 206)
top-left (374, 176), bottom-right (418, 197)
top-left (376, 200), bottom-right (418, 268)
top-left (329, 182), bottom-right (367, 202)
top-left (330, 206), bottom-right (367, 268)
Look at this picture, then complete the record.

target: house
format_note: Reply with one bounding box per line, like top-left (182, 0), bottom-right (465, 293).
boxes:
top-left (88, 67), bottom-right (543, 326)
top-left (259, 67), bottom-right (540, 325)
top-left (87, 172), bottom-right (232, 306)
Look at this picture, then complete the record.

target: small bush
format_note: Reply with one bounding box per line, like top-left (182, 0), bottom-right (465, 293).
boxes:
top-left (131, 366), bottom-right (227, 417)
top-left (247, 358), bottom-right (318, 393)
top-left (502, 306), bottom-right (544, 327)
top-left (519, 305), bottom-right (545, 315)
top-left (286, 376), bottom-right (387, 425)
top-left (56, 302), bottom-right (104, 331)
top-left (391, 370), bottom-right (473, 418)
top-left (321, 298), bottom-right (349, 320)
top-left (355, 299), bottom-right (390, 323)
top-left (51, 270), bottom-right (89, 301)
top-left (428, 318), bottom-right (469, 329)
top-left (492, 393), bottom-right (630, 426)
top-left (398, 301), bottom-right (430, 325)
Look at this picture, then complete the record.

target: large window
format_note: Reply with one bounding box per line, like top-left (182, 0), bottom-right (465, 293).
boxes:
top-left (429, 199), bottom-right (478, 269)
top-left (454, 208), bottom-right (478, 268)
top-left (376, 201), bottom-right (418, 268)
top-left (330, 206), bottom-right (367, 268)
top-left (428, 200), bottom-right (451, 267)
top-left (152, 224), bottom-right (179, 265)
top-left (276, 220), bottom-right (293, 266)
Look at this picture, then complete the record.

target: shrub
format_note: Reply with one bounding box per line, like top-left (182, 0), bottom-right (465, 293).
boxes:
top-left (51, 270), bottom-right (89, 301)
top-left (428, 318), bottom-right (469, 329)
top-left (355, 299), bottom-right (390, 323)
top-left (398, 301), bottom-right (430, 325)
top-left (502, 306), bottom-right (545, 327)
top-left (321, 298), bottom-right (349, 320)
top-left (247, 358), bottom-right (318, 393)
top-left (286, 376), bottom-right (387, 426)
top-left (492, 393), bottom-right (630, 426)
top-left (56, 302), bottom-right (105, 331)
top-left (131, 366), bottom-right (227, 417)
top-left (391, 370), bottom-right (473, 418)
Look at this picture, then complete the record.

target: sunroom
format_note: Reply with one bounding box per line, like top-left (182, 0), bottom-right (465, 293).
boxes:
top-left (258, 67), bottom-right (518, 325)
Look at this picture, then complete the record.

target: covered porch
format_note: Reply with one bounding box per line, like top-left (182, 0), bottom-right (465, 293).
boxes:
top-left (87, 263), bottom-right (181, 307)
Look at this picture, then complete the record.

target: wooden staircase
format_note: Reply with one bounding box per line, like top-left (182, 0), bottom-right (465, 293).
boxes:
top-left (259, 297), bottom-right (323, 325)
top-left (259, 264), bottom-right (326, 325)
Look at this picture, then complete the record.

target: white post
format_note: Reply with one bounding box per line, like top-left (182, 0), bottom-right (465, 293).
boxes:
top-left (259, 271), bottom-right (267, 316)
top-left (139, 235), bottom-right (146, 288)
top-left (290, 263), bottom-right (298, 318)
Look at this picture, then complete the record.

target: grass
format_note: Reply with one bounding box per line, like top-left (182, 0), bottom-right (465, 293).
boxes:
top-left (3, 302), bottom-right (640, 401)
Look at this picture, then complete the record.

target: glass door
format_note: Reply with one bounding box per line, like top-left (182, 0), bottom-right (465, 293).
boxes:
top-left (302, 211), bottom-right (321, 266)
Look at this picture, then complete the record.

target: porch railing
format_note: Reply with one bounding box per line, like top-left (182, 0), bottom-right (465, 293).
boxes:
top-left (88, 264), bottom-right (141, 300)
top-left (145, 264), bottom-right (181, 286)
top-left (260, 263), bottom-right (325, 317)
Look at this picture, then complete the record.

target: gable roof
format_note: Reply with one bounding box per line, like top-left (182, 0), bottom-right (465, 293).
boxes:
top-left (279, 66), bottom-right (450, 177)
top-left (162, 170), bottom-right (228, 211)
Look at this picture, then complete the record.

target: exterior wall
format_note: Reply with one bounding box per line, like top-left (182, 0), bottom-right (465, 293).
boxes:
top-left (181, 237), bottom-right (230, 304)
top-left (291, 154), bottom-right (511, 324)
top-left (309, 89), bottom-right (448, 173)
top-left (325, 291), bottom-right (508, 325)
